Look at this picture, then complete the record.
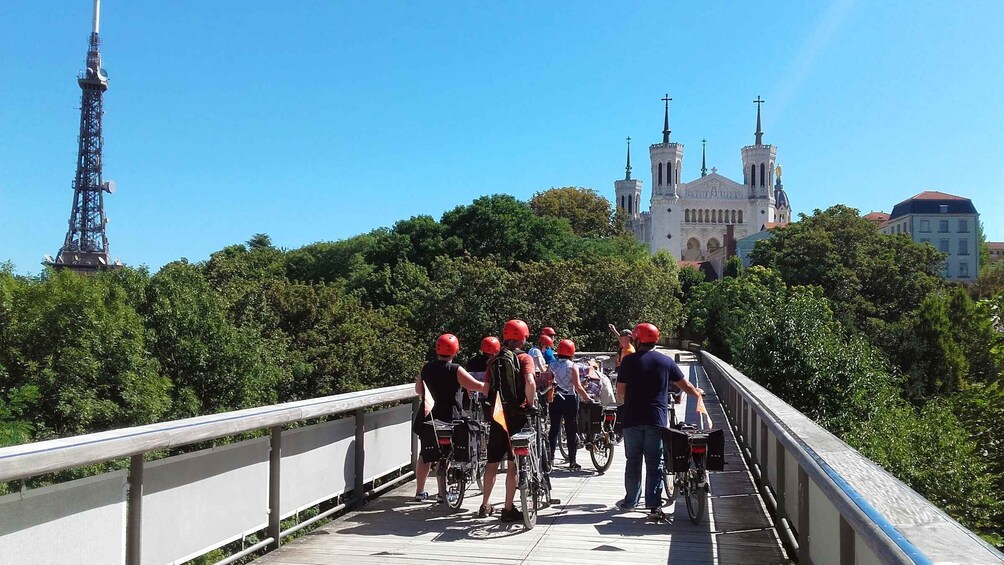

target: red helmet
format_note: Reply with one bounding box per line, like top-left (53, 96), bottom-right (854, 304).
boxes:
top-left (538, 334), bottom-right (554, 348)
top-left (631, 323), bottom-right (660, 344)
top-left (557, 339), bottom-right (575, 357)
top-left (480, 336), bottom-right (501, 355)
top-left (502, 319), bottom-right (530, 342)
top-left (541, 326), bottom-right (557, 337)
top-left (435, 333), bottom-right (460, 356)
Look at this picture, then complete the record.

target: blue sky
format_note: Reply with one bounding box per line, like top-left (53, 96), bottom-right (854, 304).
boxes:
top-left (2, 1), bottom-right (1003, 274)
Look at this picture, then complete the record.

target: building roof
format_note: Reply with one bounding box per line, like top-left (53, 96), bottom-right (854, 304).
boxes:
top-left (988, 242), bottom-right (1004, 251)
top-left (889, 191), bottom-right (977, 219)
top-left (863, 211), bottom-right (890, 222)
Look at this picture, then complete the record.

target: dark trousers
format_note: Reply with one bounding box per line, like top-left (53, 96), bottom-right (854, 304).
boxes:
top-left (549, 392), bottom-right (579, 463)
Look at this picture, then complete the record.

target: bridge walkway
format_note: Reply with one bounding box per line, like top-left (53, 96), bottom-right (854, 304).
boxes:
top-left (256, 353), bottom-right (787, 565)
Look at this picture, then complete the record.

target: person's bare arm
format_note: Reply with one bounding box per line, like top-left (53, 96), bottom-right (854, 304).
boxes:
top-left (414, 373), bottom-right (423, 395)
top-left (673, 377), bottom-right (704, 399)
top-left (457, 366), bottom-right (488, 394)
top-left (616, 382), bottom-right (627, 404)
top-left (607, 323), bottom-right (620, 338)
top-left (571, 365), bottom-right (590, 401)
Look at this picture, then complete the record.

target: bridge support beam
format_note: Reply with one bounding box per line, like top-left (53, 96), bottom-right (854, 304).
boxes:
top-left (268, 425), bottom-right (282, 551)
top-left (840, 515), bottom-right (855, 565)
top-left (798, 465), bottom-right (812, 564)
top-left (126, 454), bottom-right (144, 565)
top-left (354, 408), bottom-right (365, 506)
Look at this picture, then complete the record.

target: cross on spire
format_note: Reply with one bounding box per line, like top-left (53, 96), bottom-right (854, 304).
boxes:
top-left (661, 94), bottom-right (672, 143)
top-left (701, 139), bottom-right (708, 177)
top-left (625, 136), bottom-right (632, 180)
top-left (753, 96), bottom-right (765, 145)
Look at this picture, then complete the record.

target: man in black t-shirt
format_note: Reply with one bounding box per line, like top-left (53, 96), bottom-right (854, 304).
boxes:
top-left (414, 333), bottom-right (488, 503)
top-left (615, 323), bottom-right (703, 514)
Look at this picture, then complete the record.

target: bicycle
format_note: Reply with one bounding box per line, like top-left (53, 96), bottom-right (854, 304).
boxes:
top-left (464, 392), bottom-right (491, 491)
top-left (427, 418), bottom-right (483, 510)
top-left (557, 401), bottom-right (617, 473)
top-left (661, 391), bottom-right (684, 504)
top-left (662, 422), bottom-right (718, 524)
top-left (509, 406), bottom-right (553, 529)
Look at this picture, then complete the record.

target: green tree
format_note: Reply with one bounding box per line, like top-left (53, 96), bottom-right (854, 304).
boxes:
top-left (144, 261), bottom-right (287, 418)
top-left (440, 194), bottom-right (576, 266)
top-left (9, 269), bottom-right (170, 436)
top-left (529, 187), bottom-right (620, 237)
top-left (749, 206), bottom-right (944, 331)
top-left (723, 256), bottom-right (743, 278)
top-left (978, 222), bottom-right (991, 274)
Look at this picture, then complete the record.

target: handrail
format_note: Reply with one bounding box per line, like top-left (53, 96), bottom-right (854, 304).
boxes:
top-left (0, 384), bottom-right (415, 483)
top-left (701, 351), bottom-right (1004, 564)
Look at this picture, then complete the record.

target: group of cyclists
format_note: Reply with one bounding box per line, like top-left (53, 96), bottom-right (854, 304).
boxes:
top-left (412, 318), bottom-right (706, 525)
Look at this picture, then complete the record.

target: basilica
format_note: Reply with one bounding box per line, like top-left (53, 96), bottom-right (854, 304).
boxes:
top-left (614, 97), bottom-right (791, 261)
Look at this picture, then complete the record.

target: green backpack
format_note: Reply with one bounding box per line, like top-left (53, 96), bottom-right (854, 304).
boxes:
top-left (490, 349), bottom-right (525, 407)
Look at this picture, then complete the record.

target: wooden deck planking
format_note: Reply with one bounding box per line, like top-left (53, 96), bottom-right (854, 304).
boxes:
top-left (256, 355), bottom-right (787, 565)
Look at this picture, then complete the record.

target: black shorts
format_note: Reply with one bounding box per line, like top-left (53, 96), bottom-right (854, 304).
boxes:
top-left (486, 413), bottom-right (528, 463)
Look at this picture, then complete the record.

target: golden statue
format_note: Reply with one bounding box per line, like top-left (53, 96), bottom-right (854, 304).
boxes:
top-left (775, 164), bottom-right (782, 180)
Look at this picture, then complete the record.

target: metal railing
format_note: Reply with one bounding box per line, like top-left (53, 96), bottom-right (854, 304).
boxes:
top-left (697, 349), bottom-right (1004, 565)
top-left (0, 384), bottom-right (419, 565)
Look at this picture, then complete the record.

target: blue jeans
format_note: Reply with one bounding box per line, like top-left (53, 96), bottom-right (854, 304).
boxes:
top-left (623, 425), bottom-right (664, 509)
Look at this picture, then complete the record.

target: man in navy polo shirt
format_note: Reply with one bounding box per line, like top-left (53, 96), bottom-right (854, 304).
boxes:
top-left (615, 322), bottom-right (703, 514)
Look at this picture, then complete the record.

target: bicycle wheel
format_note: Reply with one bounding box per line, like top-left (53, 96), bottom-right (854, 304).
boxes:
top-left (557, 423), bottom-right (568, 462)
top-left (518, 456), bottom-right (537, 529)
top-left (684, 471), bottom-right (706, 524)
top-left (447, 466), bottom-right (466, 509)
top-left (589, 436), bottom-right (615, 473)
top-left (661, 469), bottom-right (675, 504)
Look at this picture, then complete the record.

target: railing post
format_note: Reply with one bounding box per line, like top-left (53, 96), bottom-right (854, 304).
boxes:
top-left (411, 398), bottom-right (420, 468)
top-left (267, 425), bottom-right (282, 551)
top-left (760, 421), bottom-right (768, 474)
top-left (354, 408), bottom-right (365, 506)
top-left (840, 515), bottom-right (855, 565)
top-left (775, 438), bottom-right (786, 521)
top-left (798, 465), bottom-right (812, 564)
top-left (126, 454), bottom-right (144, 565)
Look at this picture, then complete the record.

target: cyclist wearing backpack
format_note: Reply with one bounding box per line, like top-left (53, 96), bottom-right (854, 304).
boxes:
top-left (463, 336), bottom-right (500, 414)
top-left (413, 333), bottom-right (489, 503)
top-left (615, 323), bottom-right (702, 516)
top-left (548, 339), bottom-right (590, 471)
top-left (478, 319), bottom-right (537, 521)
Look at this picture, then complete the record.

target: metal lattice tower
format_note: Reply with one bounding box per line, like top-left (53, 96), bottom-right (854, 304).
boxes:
top-left (46, 0), bottom-right (119, 273)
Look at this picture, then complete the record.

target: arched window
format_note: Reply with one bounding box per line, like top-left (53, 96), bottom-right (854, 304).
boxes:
top-left (707, 209), bottom-right (712, 223)
top-left (738, 210), bottom-right (743, 223)
top-left (677, 160), bottom-right (681, 183)
top-left (685, 209), bottom-right (690, 222)
top-left (698, 209), bottom-right (703, 223)
top-left (707, 238), bottom-right (721, 253)
top-left (620, 195), bottom-right (625, 210)
top-left (658, 162), bottom-right (663, 185)
top-left (760, 163), bottom-right (766, 187)
top-left (627, 194), bottom-right (633, 214)
top-left (750, 164), bottom-right (756, 187)
top-left (667, 163), bottom-right (673, 186)
top-left (731, 210), bottom-right (736, 224)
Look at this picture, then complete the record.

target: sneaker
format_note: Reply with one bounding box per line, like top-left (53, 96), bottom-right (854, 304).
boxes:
top-left (615, 499), bottom-right (637, 511)
top-left (568, 462), bottom-right (582, 471)
top-left (478, 503), bottom-right (495, 518)
top-left (436, 494), bottom-right (446, 504)
top-left (413, 492), bottom-right (430, 502)
top-left (499, 506), bottom-right (522, 522)
top-left (648, 508), bottom-right (666, 521)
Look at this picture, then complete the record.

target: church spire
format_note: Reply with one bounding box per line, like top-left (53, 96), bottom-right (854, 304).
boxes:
top-left (753, 96), bottom-right (765, 145)
top-left (625, 137), bottom-right (632, 180)
top-left (701, 139), bottom-right (707, 177)
top-left (661, 94), bottom-right (672, 143)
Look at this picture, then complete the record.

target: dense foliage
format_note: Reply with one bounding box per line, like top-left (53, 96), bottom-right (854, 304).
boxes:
top-left (0, 189), bottom-right (680, 451)
top-left (691, 206), bottom-right (1004, 547)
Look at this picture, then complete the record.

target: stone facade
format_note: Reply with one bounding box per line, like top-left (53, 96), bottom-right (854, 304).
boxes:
top-left (615, 103), bottom-right (790, 260)
top-left (879, 191), bottom-right (980, 281)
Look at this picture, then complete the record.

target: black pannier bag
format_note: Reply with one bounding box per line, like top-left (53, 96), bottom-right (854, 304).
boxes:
top-left (662, 427), bottom-right (692, 473)
top-left (705, 428), bottom-right (725, 471)
top-left (451, 418), bottom-right (482, 463)
top-left (418, 420), bottom-right (443, 463)
top-left (577, 401), bottom-right (604, 438)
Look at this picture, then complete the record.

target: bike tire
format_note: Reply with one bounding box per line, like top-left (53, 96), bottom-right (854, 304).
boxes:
top-left (590, 438), bottom-right (615, 474)
top-left (447, 469), bottom-right (465, 507)
top-left (661, 470), bottom-right (675, 504)
top-left (558, 424), bottom-right (569, 462)
top-left (684, 472), bottom-right (706, 524)
top-left (518, 456), bottom-right (537, 529)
